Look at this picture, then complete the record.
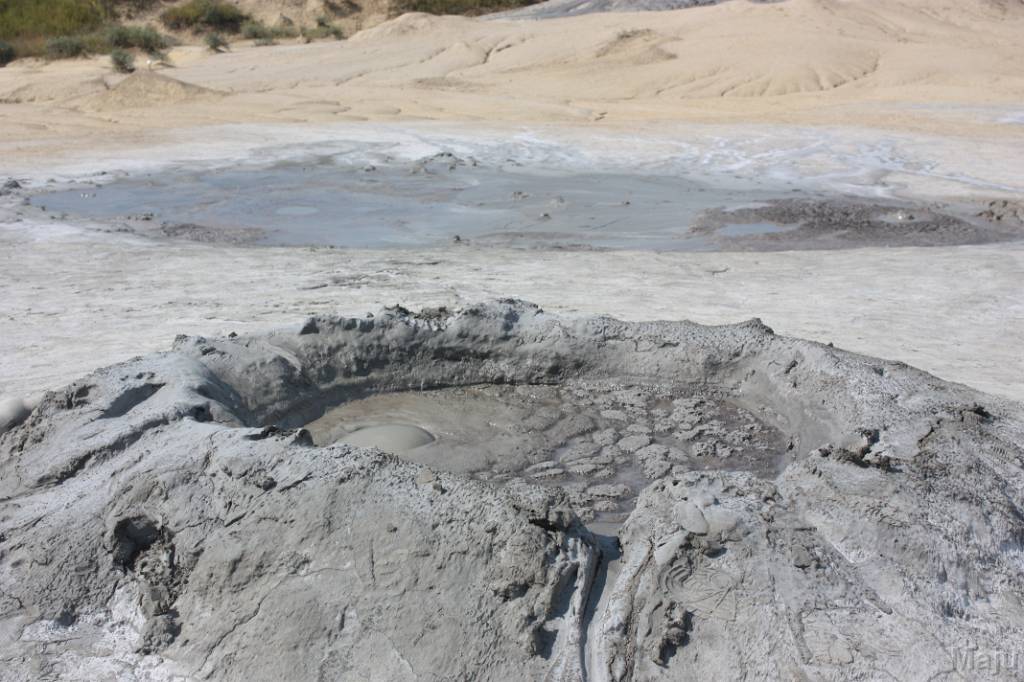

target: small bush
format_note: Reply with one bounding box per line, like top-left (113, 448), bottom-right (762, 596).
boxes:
top-left (0, 0), bottom-right (105, 42)
top-left (205, 32), bottom-right (228, 52)
top-left (242, 20), bottom-right (296, 40)
top-left (0, 41), bottom-right (15, 67)
top-left (110, 47), bottom-right (134, 72)
top-left (301, 23), bottom-right (344, 41)
top-left (240, 20), bottom-right (296, 44)
top-left (160, 0), bottom-right (248, 33)
top-left (82, 31), bottom-right (114, 53)
top-left (106, 25), bottom-right (168, 55)
top-left (45, 36), bottom-right (88, 59)
top-left (204, 2), bottom-right (247, 31)
top-left (390, 0), bottom-right (541, 15)
top-left (112, 0), bottom-right (161, 15)
top-left (240, 21), bottom-right (269, 41)
top-left (0, 0), bottom-right (177, 60)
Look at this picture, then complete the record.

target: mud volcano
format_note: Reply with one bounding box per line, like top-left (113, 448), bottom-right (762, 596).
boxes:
top-left (1, 301), bottom-right (1023, 680)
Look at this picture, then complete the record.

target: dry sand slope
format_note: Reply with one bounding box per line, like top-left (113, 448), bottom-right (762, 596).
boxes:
top-left (2, 0), bottom-right (1024, 160)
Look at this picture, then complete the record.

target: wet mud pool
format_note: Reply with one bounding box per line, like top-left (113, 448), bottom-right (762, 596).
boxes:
top-left (30, 153), bottom-right (1020, 251)
top-left (306, 380), bottom-right (791, 524)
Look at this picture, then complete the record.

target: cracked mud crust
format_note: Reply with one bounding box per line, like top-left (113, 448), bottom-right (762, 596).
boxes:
top-left (1, 301), bottom-right (1022, 680)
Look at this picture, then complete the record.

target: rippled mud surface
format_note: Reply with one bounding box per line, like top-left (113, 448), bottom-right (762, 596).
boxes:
top-left (307, 381), bottom-right (790, 524)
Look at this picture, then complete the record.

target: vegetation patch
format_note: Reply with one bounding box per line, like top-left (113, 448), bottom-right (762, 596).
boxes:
top-left (106, 25), bottom-right (168, 54)
top-left (240, 20), bottom-right (297, 45)
top-left (45, 35), bottom-right (90, 59)
top-left (391, 0), bottom-right (543, 16)
top-left (0, 39), bottom-right (14, 66)
top-left (110, 46), bottom-right (134, 72)
top-left (0, 0), bottom-right (173, 62)
top-left (0, 0), bottom-right (340, 64)
top-left (301, 16), bottom-right (344, 42)
top-left (205, 32), bottom-right (228, 52)
top-left (0, 0), bottom-right (106, 42)
top-left (159, 0), bottom-right (248, 33)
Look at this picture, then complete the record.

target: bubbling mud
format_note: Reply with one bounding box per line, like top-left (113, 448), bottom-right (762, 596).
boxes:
top-left (306, 381), bottom-right (790, 524)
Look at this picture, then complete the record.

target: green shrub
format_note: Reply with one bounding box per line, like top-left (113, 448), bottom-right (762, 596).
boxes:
top-left (160, 0), bottom-right (247, 33)
top-left (110, 47), bottom-right (134, 72)
top-left (111, 0), bottom-right (160, 14)
top-left (106, 25), bottom-right (168, 54)
top-left (0, 40), bottom-right (14, 66)
top-left (205, 32), bottom-right (228, 52)
top-left (390, 0), bottom-right (541, 15)
top-left (301, 23), bottom-right (344, 41)
top-left (0, 0), bottom-right (179, 60)
top-left (87, 30), bottom-right (119, 53)
top-left (240, 20), bottom-right (269, 40)
top-left (45, 35), bottom-right (89, 59)
top-left (240, 20), bottom-right (296, 43)
top-left (0, 0), bottom-right (106, 42)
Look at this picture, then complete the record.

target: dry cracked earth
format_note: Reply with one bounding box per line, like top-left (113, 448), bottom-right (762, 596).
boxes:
top-left (1, 301), bottom-right (1023, 680)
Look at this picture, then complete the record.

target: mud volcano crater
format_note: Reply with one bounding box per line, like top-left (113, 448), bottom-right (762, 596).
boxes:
top-left (2, 301), bottom-right (1023, 680)
top-left (303, 381), bottom-right (791, 524)
top-left (192, 302), bottom-right (833, 524)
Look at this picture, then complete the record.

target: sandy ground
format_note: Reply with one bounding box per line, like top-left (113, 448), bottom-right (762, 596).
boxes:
top-left (1, 0), bottom-right (1023, 405)
top-left (2, 0), bottom-right (1024, 163)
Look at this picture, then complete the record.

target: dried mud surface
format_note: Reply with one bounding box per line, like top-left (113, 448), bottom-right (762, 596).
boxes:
top-left (1, 301), bottom-right (1022, 680)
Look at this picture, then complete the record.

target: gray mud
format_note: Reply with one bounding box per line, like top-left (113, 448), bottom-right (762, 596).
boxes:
top-left (307, 382), bottom-right (789, 525)
top-left (693, 197), bottom-right (1023, 250)
top-left (26, 155), bottom-right (1019, 251)
top-left (494, 0), bottom-right (779, 21)
top-left (2, 301), bottom-right (1023, 680)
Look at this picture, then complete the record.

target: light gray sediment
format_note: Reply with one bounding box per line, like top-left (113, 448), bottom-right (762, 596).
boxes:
top-left (492, 0), bottom-right (781, 21)
top-left (1, 301), bottom-right (1022, 680)
top-left (22, 156), bottom-right (1022, 251)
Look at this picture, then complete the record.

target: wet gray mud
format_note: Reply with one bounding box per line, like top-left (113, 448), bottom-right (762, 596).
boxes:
top-left (29, 153), bottom-right (1021, 250)
top-left (693, 197), bottom-right (1022, 249)
top-left (306, 382), bottom-right (790, 525)
top-left (3, 301), bottom-right (1023, 680)
top-left (494, 0), bottom-right (780, 21)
